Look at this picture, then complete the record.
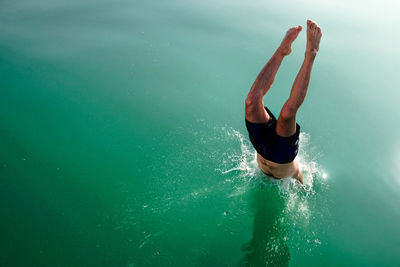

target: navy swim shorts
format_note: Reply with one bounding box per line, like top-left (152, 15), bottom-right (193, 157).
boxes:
top-left (245, 106), bottom-right (300, 164)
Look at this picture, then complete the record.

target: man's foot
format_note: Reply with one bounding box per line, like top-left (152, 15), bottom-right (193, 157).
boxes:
top-left (306, 20), bottom-right (322, 57)
top-left (278, 26), bottom-right (302, 56)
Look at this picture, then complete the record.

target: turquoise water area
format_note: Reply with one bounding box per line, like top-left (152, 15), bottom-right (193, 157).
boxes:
top-left (1, 0), bottom-right (400, 266)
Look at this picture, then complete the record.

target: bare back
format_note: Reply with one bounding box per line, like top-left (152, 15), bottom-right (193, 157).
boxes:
top-left (257, 154), bottom-right (302, 182)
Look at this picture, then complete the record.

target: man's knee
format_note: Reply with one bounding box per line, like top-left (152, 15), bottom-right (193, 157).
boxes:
top-left (245, 97), bottom-right (254, 107)
top-left (245, 97), bottom-right (262, 113)
top-left (280, 102), bottom-right (297, 120)
top-left (245, 95), bottom-right (264, 107)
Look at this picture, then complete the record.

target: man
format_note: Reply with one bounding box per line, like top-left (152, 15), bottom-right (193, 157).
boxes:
top-left (245, 20), bottom-right (322, 184)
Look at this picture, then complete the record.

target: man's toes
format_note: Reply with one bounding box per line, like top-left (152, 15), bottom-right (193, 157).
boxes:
top-left (287, 27), bottom-right (295, 34)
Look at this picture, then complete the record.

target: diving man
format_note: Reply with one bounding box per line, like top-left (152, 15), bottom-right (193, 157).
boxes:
top-left (245, 20), bottom-right (322, 183)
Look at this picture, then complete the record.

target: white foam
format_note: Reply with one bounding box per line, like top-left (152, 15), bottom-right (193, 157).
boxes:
top-left (220, 129), bottom-right (258, 177)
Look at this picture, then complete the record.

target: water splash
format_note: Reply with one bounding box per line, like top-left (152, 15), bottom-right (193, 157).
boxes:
top-left (219, 127), bottom-right (326, 196)
top-left (219, 127), bottom-right (328, 253)
top-left (219, 129), bottom-right (259, 177)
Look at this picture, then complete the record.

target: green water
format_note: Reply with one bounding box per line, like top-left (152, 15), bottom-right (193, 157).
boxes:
top-left (1, 0), bottom-right (400, 266)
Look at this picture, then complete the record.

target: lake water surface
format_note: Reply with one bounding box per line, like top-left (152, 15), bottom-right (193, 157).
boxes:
top-left (1, 0), bottom-right (400, 266)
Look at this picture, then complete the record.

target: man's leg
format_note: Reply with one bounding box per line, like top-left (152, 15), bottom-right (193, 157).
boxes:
top-left (245, 26), bottom-right (302, 123)
top-left (276, 20), bottom-right (322, 137)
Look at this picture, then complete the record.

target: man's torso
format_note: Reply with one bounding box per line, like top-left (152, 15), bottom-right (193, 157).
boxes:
top-left (256, 153), bottom-right (299, 179)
